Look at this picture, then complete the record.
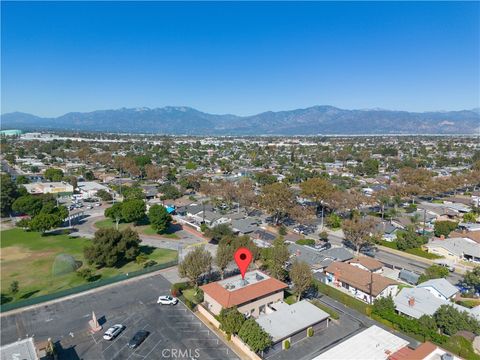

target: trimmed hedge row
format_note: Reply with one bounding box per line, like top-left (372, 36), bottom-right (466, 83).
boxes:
top-left (315, 281), bottom-right (371, 315)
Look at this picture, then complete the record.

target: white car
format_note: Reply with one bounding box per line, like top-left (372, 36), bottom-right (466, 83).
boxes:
top-left (103, 324), bottom-right (125, 340)
top-left (157, 295), bottom-right (178, 305)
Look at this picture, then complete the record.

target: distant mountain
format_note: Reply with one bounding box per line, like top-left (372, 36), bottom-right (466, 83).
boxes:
top-left (1, 106), bottom-right (479, 135)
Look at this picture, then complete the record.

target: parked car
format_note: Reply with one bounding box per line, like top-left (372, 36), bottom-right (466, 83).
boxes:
top-left (127, 330), bottom-right (149, 349)
top-left (157, 295), bottom-right (178, 305)
top-left (315, 241), bottom-right (332, 252)
top-left (103, 324), bottom-right (125, 341)
top-left (360, 245), bottom-right (377, 257)
top-left (437, 262), bottom-right (455, 272)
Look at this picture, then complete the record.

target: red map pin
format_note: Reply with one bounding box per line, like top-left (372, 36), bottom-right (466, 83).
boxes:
top-left (234, 247), bottom-right (253, 280)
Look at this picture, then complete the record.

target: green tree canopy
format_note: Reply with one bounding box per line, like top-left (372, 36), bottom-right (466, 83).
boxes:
top-left (178, 246), bottom-right (212, 286)
top-left (148, 204), bottom-right (172, 233)
top-left (84, 227), bottom-right (141, 268)
top-left (418, 264), bottom-right (449, 283)
top-left (219, 307), bottom-right (245, 335)
top-left (121, 199), bottom-right (146, 224)
top-left (238, 318), bottom-right (272, 353)
top-left (1, 174), bottom-right (18, 216)
top-left (434, 220), bottom-right (458, 238)
top-left (44, 168), bottom-right (64, 182)
top-left (290, 260), bottom-right (313, 301)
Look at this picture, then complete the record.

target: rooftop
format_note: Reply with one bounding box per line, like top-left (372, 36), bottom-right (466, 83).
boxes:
top-left (325, 261), bottom-right (398, 296)
top-left (313, 325), bottom-right (409, 360)
top-left (417, 278), bottom-right (459, 299)
top-left (256, 300), bottom-right (329, 342)
top-left (0, 338), bottom-right (38, 360)
top-left (201, 270), bottom-right (288, 308)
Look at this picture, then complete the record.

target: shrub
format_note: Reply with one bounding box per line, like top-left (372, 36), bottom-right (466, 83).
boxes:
top-left (77, 268), bottom-right (95, 281)
top-left (171, 282), bottom-right (189, 296)
top-left (326, 214), bottom-right (342, 229)
top-left (135, 253), bottom-right (148, 264)
top-left (319, 231), bottom-right (329, 241)
top-left (9, 281), bottom-right (19, 295)
top-left (183, 298), bottom-right (195, 310)
top-left (316, 281), bottom-right (371, 315)
top-left (143, 260), bottom-right (157, 268)
top-left (434, 220), bottom-right (458, 237)
top-left (296, 238), bottom-right (316, 246)
top-left (52, 254), bottom-right (81, 276)
top-left (283, 339), bottom-right (290, 350)
top-left (307, 327), bottom-right (314, 337)
top-left (278, 225), bottom-right (287, 235)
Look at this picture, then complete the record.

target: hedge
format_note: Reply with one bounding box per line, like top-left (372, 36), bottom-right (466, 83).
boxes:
top-left (405, 248), bottom-right (442, 259)
top-left (296, 238), bottom-right (316, 246)
top-left (171, 281), bottom-right (189, 296)
top-left (315, 281), bottom-right (371, 315)
top-left (310, 299), bottom-right (340, 320)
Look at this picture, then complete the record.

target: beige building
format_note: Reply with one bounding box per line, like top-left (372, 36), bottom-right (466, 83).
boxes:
top-left (201, 270), bottom-right (288, 318)
top-left (23, 181), bottom-right (74, 195)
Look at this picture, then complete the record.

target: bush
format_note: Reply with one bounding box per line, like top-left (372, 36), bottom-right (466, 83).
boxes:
top-left (183, 298), bottom-right (195, 310)
top-left (405, 248), bottom-right (442, 259)
top-left (135, 253), bottom-right (148, 264)
top-left (52, 254), bottom-right (82, 276)
top-left (296, 238), bottom-right (316, 246)
top-left (326, 214), bottom-right (342, 229)
top-left (283, 339), bottom-right (290, 350)
top-left (171, 282), bottom-right (189, 296)
top-left (319, 231), bottom-right (329, 241)
top-left (310, 299), bottom-right (340, 320)
top-left (9, 281), bottom-right (19, 294)
top-left (77, 268), bottom-right (95, 281)
top-left (278, 225), bottom-right (287, 235)
top-left (307, 327), bottom-right (314, 337)
top-left (143, 260), bottom-right (157, 268)
top-left (434, 220), bottom-right (458, 237)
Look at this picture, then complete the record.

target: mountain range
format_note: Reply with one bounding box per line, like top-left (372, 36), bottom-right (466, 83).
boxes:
top-left (1, 106), bottom-right (479, 135)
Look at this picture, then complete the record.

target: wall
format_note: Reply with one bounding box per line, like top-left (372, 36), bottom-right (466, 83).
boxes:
top-left (237, 291), bottom-right (284, 318)
top-left (197, 303), bottom-right (221, 328)
top-left (203, 293), bottom-right (223, 316)
top-left (231, 335), bottom-right (262, 360)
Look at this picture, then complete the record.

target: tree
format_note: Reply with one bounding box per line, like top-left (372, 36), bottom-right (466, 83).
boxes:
top-left (254, 172), bottom-right (277, 186)
top-left (238, 318), bottom-right (272, 353)
top-left (265, 237), bottom-right (290, 281)
top-left (205, 224), bottom-right (234, 243)
top-left (84, 228), bottom-right (141, 268)
top-left (12, 195), bottom-right (43, 216)
top-left (44, 168), bottom-right (64, 182)
top-left (341, 216), bottom-right (377, 255)
top-left (148, 205), bottom-right (172, 233)
top-left (461, 266), bottom-right (480, 293)
top-left (122, 186), bottom-right (145, 200)
top-left (219, 307), bottom-right (245, 335)
top-left (9, 280), bottom-right (19, 295)
top-left (463, 212), bottom-right (477, 223)
top-left (418, 265), bottom-right (449, 283)
top-left (326, 213), bottom-right (342, 229)
top-left (29, 213), bottom-right (62, 234)
top-left (300, 177), bottom-right (334, 210)
top-left (372, 296), bottom-right (395, 317)
top-left (15, 175), bottom-right (30, 185)
top-left (215, 241), bottom-right (232, 279)
top-left (96, 189), bottom-right (113, 202)
top-left (418, 315), bottom-right (438, 334)
top-left (434, 221), bottom-right (458, 237)
top-left (159, 184), bottom-right (182, 200)
top-left (396, 227), bottom-right (427, 250)
top-left (290, 260), bottom-right (313, 301)
top-left (121, 199), bottom-right (146, 224)
top-left (434, 305), bottom-right (480, 335)
top-left (1, 174), bottom-right (18, 216)
top-left (259, 182), bottom-right (295, 225)
top-left (360, 159), bottom-right (380, 177)
top-left (178, 246), bottom-right (212, 287)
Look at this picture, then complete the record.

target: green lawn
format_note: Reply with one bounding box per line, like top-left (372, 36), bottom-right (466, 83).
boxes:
top-left (94, 218), bottom-right (133, 231)
top-left (1, 228), bottom-right (177, 304)
top-left (284, 291), bottom-right (297, 305)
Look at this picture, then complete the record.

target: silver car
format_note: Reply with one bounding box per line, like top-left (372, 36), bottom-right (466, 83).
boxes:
top-left (103, 324), bottom-right (125, 340)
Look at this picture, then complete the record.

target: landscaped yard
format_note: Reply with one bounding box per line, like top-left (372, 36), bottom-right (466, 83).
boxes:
top-left (0, 228), bottom-right (177, 304)
top-left (94, 218), bottom-right (180, 239)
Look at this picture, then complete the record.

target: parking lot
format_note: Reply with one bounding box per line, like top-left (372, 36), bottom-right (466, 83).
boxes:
top-left (1, 274), bottom-right (238, 360)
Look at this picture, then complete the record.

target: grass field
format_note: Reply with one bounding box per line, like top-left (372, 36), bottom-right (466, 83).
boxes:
top-left (95, 218), bottom-right (180, 239)
top-left (0, 228), bottom-right (177, 304)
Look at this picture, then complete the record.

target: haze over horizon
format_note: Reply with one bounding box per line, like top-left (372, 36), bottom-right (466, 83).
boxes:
top-left (1, 1), bottom-right (479, 118)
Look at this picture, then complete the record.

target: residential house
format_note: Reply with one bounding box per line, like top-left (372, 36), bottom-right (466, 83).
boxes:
top-left (394, 287), bottom-right (480, 321)
top-left (450, 229), bottom-right (480, 244)
top-left (417, 278), bottom-right (459, 301)
top-left (77, 181), bottom-right (110, 199)
top-left (348, 257), bottom-right (383, 273)
top-left (257, 300), bottom-right (330, 357)
top-left (324, 262), bottom-right (399, 303)
top-left (389, 341), bottom-right (462, 360)
top-left (288, 243), bottom-right (353, 272)
top-left (230, 217), bottom-right (259, 235)
top-left (200, 270), bottom-right (288, 317)
top-left (424, 237), bottom-right (480, 263)
top-left (251, 229), bottom-right (277, 248)
top-left (398, 269), bottom-right (421, 285)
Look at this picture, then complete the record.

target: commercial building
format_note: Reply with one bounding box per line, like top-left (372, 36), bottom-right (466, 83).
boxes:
top-left (23, 181), bottom-right (74, 196)
top-left (200, 270), bottom-right (288, 317)
top-left (313, 325), bottom-right (409, 360)
top-left (0, 338), bottom-right (38, 360)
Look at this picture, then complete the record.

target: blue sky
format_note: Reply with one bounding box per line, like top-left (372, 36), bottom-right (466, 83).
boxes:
top-left (1, 1), bottom-right (479, 117)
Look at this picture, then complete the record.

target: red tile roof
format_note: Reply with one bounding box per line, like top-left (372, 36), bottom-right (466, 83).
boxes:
top-left (201, 273), bottom-right (288, 308)
top-left (349, 256), bottom-right (383, 271)
top-left (389, 342), bottom-right (438, 360)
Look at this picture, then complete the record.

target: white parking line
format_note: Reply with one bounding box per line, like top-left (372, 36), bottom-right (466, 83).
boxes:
top-left (141, 337), bottom-right (164, 359)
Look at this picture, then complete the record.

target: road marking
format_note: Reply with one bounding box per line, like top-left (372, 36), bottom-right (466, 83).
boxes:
top-left (90, 334), bottom-right (98, 344)
top-left (141, 337), bottom-right (163, 359)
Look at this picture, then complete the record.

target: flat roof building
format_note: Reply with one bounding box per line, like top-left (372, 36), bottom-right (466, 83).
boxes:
top-left (0, 338), bottom-right (38, 360)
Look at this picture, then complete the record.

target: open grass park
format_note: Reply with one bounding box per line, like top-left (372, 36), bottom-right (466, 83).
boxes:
top-left (94, 218), bottom-right (181, 239)
top-left (0, 228), bottom-right (178, 305)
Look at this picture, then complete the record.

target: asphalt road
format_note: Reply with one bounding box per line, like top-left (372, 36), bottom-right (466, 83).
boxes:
top-left (1, 274), bottom-right (238, 360)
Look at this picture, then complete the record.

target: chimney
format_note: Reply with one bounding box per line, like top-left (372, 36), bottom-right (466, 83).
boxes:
top-left (408, 297), bottom-right (415, 307)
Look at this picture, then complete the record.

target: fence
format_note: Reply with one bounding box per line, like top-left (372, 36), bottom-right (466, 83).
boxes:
top-left (0, 259), bottom-right (178, 313)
